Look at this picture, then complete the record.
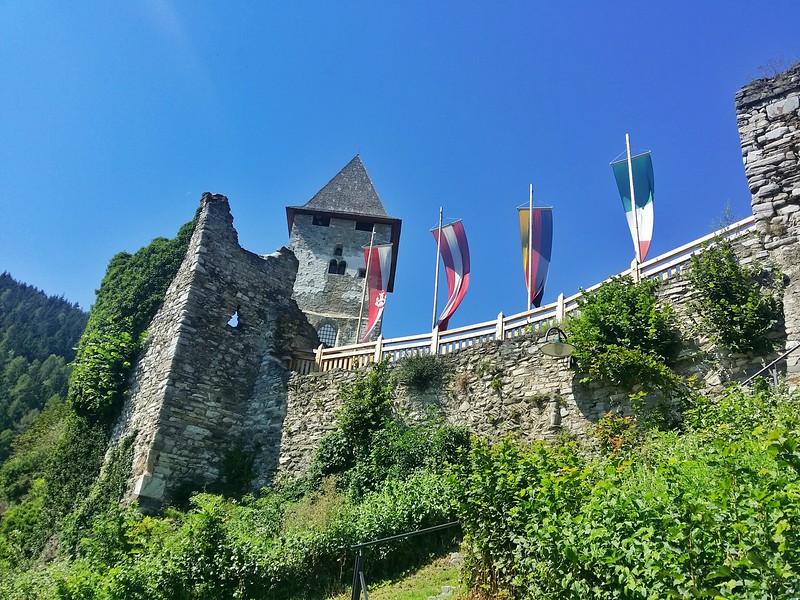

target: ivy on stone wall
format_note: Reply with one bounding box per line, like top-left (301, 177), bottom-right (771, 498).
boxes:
top-left (37, 213), bottom-right (199, 555)
top-left (566, 276), bottom-right (681, 395)
top-left (687, 236), bottom-right (782, 355)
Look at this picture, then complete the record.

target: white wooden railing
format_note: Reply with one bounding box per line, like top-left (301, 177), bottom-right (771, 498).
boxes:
top-left (289, 216), bottom-right (756, 374)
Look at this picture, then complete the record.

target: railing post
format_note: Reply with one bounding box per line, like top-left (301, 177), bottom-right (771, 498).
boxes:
top-left (373, 335), bottom-right (383, 363)
top-left (351, 548), bottom-right (367, 600)
top-left (556, 293), bottom-right (565, 323)
top-left (430, 325), bottom-right (440, 355)
top-left (315, 343), bottom-right (324, 371)
top-left (496, 311), bottom-right (504, 341)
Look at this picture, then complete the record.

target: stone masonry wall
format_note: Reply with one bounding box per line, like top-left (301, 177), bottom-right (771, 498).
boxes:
top-left (290, 213), bottom-right (392, 344)
top-left (278, 232), bottom-right (781, 476)
top-left (112, 194), bottom-right (317, 511)
top-left (736, 63), bottom-right (800, 380)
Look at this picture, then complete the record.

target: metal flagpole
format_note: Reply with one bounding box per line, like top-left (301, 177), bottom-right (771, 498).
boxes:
top-left (356, 225), bottom-right (376, 343)
top-left (625, 133), bottom-right (642, 280)
top-left (527, 184), bottom-right (534, 312)
top-left (431, 207), bottom-right (443, 330)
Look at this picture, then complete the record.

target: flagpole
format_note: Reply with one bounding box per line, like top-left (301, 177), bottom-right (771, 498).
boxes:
top-left (431, 207), bottom-right (443, 330)
top-left (356, 225), bottom-right (376, 343)
top-left (527, 184), bottom-right (534, 312)
top-left (625, 133), bottom-right (642, 279)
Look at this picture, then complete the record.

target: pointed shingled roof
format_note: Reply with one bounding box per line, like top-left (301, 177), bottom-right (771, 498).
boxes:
top-left (286, 155), bottom-right (402, 291)
top-left (298, 155), bottom-right (389, 217)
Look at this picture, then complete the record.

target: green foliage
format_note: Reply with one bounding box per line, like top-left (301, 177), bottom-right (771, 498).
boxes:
top-left (0, 273), bottom-right (84, 464)
top-left (394, 354), bottom-right (444, 391)
top-left (34, 214), bottom-right (198, 548)
top-left (453, 384), bottom-right (800, 599)
top-left (687, 236), bottom-right (782, 354)
top-left (67, 319), bottom-right (141, 420)
top-left (567, 276), bottom-right (680, 393)
top-left (0, 272), bottom-right (87, 363)
top-left (308, 362), bottom-right (470, 500)
top-left (347, 419), bottom-right (471, 499)
top-left (0, 472), bottom-right (458, 600)
top-left (594, 412), bottom-right (640, 456)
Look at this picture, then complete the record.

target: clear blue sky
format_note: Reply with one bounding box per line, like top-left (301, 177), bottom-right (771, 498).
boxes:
top-left (2, 2), bottom-right (798, 339)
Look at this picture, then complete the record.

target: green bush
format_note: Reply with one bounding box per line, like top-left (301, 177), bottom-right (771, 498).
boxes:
top-left (687, 236), bottom-right (782, 354)
top-left (453, 385), bottom-right (800, 599)
top-left (567, 277), bottom-right (680, 394)
top-left (394, 354), bottom-right (444, 391)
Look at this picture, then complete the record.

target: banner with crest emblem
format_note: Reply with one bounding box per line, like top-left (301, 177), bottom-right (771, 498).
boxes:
top-left (360, 243), bottom-right (393, 342)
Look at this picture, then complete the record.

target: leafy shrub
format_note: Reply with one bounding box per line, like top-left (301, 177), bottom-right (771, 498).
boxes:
top-left (687, 236), bottom-right (782, 354)
top-left (453, 385), bottom-right (800, 599)
top-left (567, 276), bottom-right (680, 394)
top-left (394, 354), bottom-right (444, 391)
top-left (348, 419), bottom-right (471, 498)
top-left (594, 411), bottom-right (640, 456)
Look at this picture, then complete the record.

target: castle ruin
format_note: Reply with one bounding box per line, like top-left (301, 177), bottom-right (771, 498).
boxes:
top-left (112, 65), bottom-right (799, 512)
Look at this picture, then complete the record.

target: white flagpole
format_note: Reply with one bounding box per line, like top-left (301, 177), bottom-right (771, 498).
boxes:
top-left (527, 184), bottom-right (534, 312)
top-left (356, 225), bottom-right (376, 343)
top-left (431, 207), bottom-right (443, 330)
top-left (625, 133), bottom-right (642, 278)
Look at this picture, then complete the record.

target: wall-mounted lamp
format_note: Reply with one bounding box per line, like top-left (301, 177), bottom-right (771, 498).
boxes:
top-left (540, 326), bottom-right (575, 358)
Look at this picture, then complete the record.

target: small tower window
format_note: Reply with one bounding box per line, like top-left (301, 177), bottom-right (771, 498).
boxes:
top-left (355, 221), bottom-right (374, 232)
top-left (333, 245), bottom-right (343, 257)
top-left (313, 216), bottom-right (330, 227)
top-left (328, 259), bottom-right (338, 274)
top-left (318, 324), bottom-right (337, 347)
top-left (337, 260), bottom-right (347, 275)
top-left (357, 268), bottom-right (366, 278)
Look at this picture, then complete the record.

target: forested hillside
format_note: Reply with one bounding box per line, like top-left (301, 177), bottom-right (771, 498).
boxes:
top-left (0, 273), bottom-right (87, 462)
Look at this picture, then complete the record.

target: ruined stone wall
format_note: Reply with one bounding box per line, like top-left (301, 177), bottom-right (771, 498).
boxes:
top-left (290, 213), bottom-right (392, 344)
top-left (113, 194), bottom-right (317, 511)
top-left (736, 63), bottom-right (800, 380)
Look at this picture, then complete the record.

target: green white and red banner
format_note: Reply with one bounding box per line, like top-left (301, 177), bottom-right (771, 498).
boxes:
top-left (611, 151), bottom-right (654, 262)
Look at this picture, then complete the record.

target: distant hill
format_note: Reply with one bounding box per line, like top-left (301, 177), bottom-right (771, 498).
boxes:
top-left (0, 273), bottom-right (87, 461)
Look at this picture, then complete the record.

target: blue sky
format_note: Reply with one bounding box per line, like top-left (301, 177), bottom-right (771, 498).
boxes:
top-left (1, 2), bottom-right (798, 339)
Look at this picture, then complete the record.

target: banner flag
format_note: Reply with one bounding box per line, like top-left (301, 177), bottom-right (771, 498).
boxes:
top-left (360, 244), bottom-right (393, 343)
top-left (611, 152), bottom-right (654, 262)
top-left (518, 207), bottom-right (553, 308)
top-left (432, 220), bottom-right (470, 331)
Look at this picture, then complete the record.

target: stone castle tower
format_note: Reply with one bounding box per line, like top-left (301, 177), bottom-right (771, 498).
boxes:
top-left (286, 156), bottom-right (401, 346)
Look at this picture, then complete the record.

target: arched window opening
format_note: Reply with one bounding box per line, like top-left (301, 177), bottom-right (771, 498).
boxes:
top-left (334, 245), bottom-right (343, 257)
top-left (328, 259), bottom-right (338, 274)
top-left (318, 324), bottom-right (337, 347)
top-left (337, 260), bottom-right (347, 275)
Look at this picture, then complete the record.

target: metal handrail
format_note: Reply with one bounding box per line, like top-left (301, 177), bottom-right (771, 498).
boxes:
top-left (741, 342), bottom-right (800, 386)
top-left (350, 521), bottom-right (460, 600)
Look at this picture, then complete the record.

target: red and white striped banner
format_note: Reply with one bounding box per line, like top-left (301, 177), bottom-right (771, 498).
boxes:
top-left (360, 244), bottom-right (393, 342)
top-left (432, 221), bottom-right (470, 331)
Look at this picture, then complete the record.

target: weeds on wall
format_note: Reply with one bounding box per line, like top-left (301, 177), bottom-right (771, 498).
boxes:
top-left (393, 354), bottom-right (444, 391)
top-left (687, 235), bottom-right (782, 355)
top-left (566, 276), bottom-right (681, 395)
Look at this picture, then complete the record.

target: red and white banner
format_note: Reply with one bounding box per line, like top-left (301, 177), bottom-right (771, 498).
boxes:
top-left (360, 244), bottom-right (393, 342)
top-left (432, 220), bottom-right (470, 331)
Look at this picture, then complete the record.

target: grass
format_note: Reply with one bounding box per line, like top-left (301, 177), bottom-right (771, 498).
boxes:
top-left (329, 554), bottom-right (466, 600)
